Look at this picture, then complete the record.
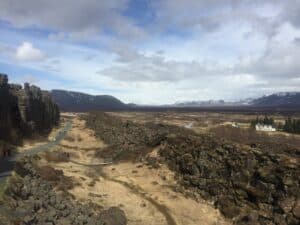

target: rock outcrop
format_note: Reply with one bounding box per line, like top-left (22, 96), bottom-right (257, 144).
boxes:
top-left (0, 74), bottom-right (22, 144)
top-left (159, 134), bottom-right (300, 225)
top-left (0, 157), bottom-right (127, 225)
top-left (0, 73), bottom-right (59, 149)
top-left (84, 112), bottom-right (183, 161)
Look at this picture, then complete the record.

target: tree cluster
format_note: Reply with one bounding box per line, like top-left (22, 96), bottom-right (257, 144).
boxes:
top-left (283, 117), bottom-right (300, 134)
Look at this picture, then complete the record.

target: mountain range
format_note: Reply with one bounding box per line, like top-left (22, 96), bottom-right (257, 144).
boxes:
top-left (251, 92), bottom-right (300, 107)
top-left (50, 90), bottom-right (300, 111)
top-left (171, 98), bottom-right (253, 107)
top-left (171, 93), bottom-right (300, 107)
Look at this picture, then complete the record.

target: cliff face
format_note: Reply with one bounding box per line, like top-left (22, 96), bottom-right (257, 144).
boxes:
top-left (0, 73), bottom-right (59, 146)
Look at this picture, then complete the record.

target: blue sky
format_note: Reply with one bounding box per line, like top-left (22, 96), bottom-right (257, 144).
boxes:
top-left (0, 0), bottom-right (300, 104)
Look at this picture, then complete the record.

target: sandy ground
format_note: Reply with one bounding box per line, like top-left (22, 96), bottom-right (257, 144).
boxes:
top-left (43, 115), bottom-right (231, 225)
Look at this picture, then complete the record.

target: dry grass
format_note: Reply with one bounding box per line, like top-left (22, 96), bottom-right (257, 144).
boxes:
top-left (101, 160), bottom-right (231, 225)
top-left (210, 125), bottom-right (263, 144)
top-left (210, 125), bottom-right (300, 150)
top-left (60, 117), bottom-right (106, 150)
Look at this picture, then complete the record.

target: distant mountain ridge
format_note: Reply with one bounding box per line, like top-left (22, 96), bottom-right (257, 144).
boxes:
top-left (250, 92), bottom-right (300, 107)
top-left (172, 98), bottom-right (253, 107)
top-left (171, 92), bottom-right (300, 108)
top-left (50, 90), bottom-right (128, 112)
top-left (50, 89), bottom-right (300, 112)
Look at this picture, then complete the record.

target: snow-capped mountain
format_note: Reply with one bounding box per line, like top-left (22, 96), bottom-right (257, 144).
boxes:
top-left (250, 92), bottom-right (300, 106)
top-left (172, 98), bottom-right (253, 107)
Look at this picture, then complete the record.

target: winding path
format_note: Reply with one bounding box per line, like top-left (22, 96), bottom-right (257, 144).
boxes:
top-left (68, 158), bottom-right (177, 225)
top-left (99, 169), bottom-right (178, 225)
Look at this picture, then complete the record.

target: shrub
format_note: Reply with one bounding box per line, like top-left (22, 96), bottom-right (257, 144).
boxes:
top-left (44, 150), bottom-right (70, 162)
top-left (36, 165), bottom-right (75, 190)
top-left (64, 135), bottom-right (75, 142)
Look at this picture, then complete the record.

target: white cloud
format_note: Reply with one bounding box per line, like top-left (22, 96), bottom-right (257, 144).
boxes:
top-left (0, 1), bottom-right (300, 104)
top-left (16, 42), bottom-right (45, 62)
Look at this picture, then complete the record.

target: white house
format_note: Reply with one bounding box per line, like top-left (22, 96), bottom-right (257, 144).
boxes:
top-left (231, 122), bottom-right (239, 128)
top-left (184, 122), bottom-right (193, 129)
top-left (255, 124), bottom-right (276, 132)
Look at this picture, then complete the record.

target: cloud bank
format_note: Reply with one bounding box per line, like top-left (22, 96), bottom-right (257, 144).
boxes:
top-left (0, 0), bottom-right (299, 104)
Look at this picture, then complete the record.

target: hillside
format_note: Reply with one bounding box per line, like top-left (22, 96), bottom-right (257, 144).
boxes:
top-left (51, 90), bottom-right (128, 112)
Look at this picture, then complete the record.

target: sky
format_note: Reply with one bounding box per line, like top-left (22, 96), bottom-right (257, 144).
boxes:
top-left (0, 0), bottom-right (300, 105)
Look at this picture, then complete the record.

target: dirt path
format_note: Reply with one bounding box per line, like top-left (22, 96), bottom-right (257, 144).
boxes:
top-left (44, 116), bottom-right (231, 225)
top-left (97, 166), bottom-right (177, 225)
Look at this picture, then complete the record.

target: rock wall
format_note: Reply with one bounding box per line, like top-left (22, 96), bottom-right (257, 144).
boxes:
top-left (0, 74), bottom-right (22, 144)
top-left (0, 73), bottom-right (59, 148)
top-left (159, 134), bottom-right (300, 225)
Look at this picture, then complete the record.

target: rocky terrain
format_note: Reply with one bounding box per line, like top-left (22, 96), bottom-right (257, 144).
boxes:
top-left (84, 112), bottom-right (185, 161)
top-left (160, 134), bottom-right (300, 225)
top-left (0, 156), bottom-right (127, 225)
top-left (43, 114), bottom-right (229, 225)
top-left (0, 73), bottom-right (59, 156)
top-left (85, 112), bottom-right (300, 225)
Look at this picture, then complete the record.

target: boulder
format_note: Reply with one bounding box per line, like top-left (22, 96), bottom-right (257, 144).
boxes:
top-left (99, 207), bottom-right (127, 225)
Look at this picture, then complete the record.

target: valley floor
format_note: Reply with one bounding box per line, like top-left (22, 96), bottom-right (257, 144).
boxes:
top-left (43, 116), bottom-right (231, 225)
